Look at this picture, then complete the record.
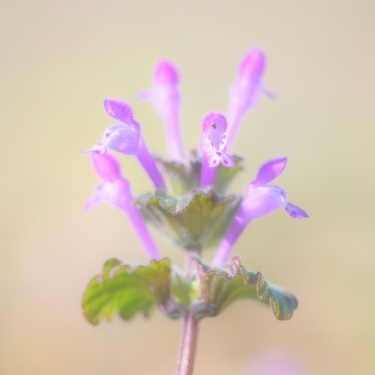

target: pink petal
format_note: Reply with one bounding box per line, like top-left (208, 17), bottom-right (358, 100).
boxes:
top-left (107, 179), bottom-right (132, 210)
top-left (239, 48), bottom-right (266, 84)
top-left (84, 182), bottom-right (106, 211)
top-left (103, 124), bottom-right (141, 155)
top-left (285, 202), bottom-right (309, 219)
top-left (207, 153), bottom-right (221, 167)
top-left (220, 152), bottom-right (236, 167)
top-left (201, 112), bottom-right (227, 134)
top-left (81, 143), bottom-right (107, 155)
top-left (226, 48), bottom-right (267, 149)
top-left (242, 185), bottom-right (286, 220)
top-left (154, 60), bottom-right (179, 85)
top-left (103, 98), bottom-right (134, 124)
top-left (251, 158), bottom-right (287, 187)
top-left (85, 179), bottom-right (132, 212)
top-left (199, 133), bottom-right (214, 155)
top-left (144, 60), bottom-right (184, 162)
top-left (91, 152), bottom-right (122, 182)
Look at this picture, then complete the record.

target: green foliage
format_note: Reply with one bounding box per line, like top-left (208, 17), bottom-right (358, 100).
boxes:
top-left (82, 256), bottom-right (298, 325)
top-left (83, 258), bottom-right (178, 325)
top-left (193, 256), bottom-right (298, 320)
top-left (136, 189), bottom-right (242, 249)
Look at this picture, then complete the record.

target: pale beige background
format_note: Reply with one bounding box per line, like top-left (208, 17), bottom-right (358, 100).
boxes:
top-left (1, 1), bottom-right (374, 374)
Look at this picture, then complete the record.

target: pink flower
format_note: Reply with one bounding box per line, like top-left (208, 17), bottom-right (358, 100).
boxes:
top-left (226, 48), bottom-right (267, 151)
top-left (84, 99), bottom-right (166, 190)
top-left (199, 112), bottom-right (236, 187)
top-left (85, 152), bottom-right (161, 260)
top-left (140, 61), bottom-right (184, 162)
top-left (244, 350), bottom-right (305, 375)
top-left (212, 158), bottom-right (307, 267)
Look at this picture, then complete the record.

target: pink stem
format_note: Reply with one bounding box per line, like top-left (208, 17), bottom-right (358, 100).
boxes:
top-left (175, 250), bottom-right (200, 375)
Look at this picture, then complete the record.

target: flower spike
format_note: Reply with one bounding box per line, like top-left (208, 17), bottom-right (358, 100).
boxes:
top-left (84, 99), bottom-right (166, 190)
top-left (226, 48), bottom-right (267, 150)
top-left (140, 60), bottom-right (184, 162)
top-left (85, 152), bottom-right (161, 260)
top-left (212, 158), bottom-right (308, 267)
top-left (199, 112), bottom-right (235, 187)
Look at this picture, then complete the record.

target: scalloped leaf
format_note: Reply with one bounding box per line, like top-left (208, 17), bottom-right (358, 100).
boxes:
top-left (193, 256), bottom-right (298, 320)
top-left (214, 155), bottom-right (244, 194)
top-left (136, 189), bottom-right (242, 249)
top-left (155, 150), bottom-right (202, 195)
top-left (83, 258), bottom-right (175, 324)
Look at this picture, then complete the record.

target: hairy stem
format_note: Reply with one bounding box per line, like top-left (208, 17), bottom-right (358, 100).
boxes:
top-left (175, 249), bottom-right (201, 375)
top-left (175, 311), bottom-right (199, 375)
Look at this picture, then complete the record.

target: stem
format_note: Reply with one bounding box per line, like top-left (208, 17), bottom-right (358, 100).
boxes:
top-left (175, 249), bottom-right (200, 375)
top-left (175, 312), bottom-right (199, 375)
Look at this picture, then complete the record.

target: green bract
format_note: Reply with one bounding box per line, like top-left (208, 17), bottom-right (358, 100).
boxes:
top-left (136, 189), bottom-right (242, 249)
top-left (213, 155), bottom-right (244, 194)
top-left (155, 151), bottom-right (244, 196)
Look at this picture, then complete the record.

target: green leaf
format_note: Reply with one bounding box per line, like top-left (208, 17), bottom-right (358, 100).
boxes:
top-left (136, 189), bottom-right (242, 249)
top-left (83, 258), bottom-right (176, 324)
top-left (193, 256), bottom-right (298, 320)
top-left (214, 155), bottom-right (244, 194)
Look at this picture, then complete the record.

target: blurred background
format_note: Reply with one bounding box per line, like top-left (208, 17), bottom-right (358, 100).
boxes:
top-left (1, 1), bottom-right (374, 374)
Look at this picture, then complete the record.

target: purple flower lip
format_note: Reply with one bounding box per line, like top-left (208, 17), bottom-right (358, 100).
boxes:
top-left (103, 98), bottom-right (136, 124)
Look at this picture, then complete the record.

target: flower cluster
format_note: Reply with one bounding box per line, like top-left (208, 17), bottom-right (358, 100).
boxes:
top-left (84, 48), bottom-right (308, 267)
top-left (82, 50), bottom-right (309, 375)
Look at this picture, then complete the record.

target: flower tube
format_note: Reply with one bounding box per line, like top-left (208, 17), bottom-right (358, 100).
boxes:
top-left (226, 48), bottom-right (267, 151)
top-left (140, 61), bottom-right (184, 162)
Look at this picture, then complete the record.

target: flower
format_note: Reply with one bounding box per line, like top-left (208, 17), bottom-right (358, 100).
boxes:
top-left (84, 47), bottom-right (307, 266)
top-left (199, 112), bottom-right (236, 187)
top-left (84, 99), bottom-right (166, 190)
top-left (226, 48), bottom-right (268, 151)
top-left (200, 48), bottom-right (268, 187)
top-left (244, 350), bottom-right (304, 375)
top-left (140, 60), bottom-right (184, 163)
top-left (85, 152), bottom-right (161, 260)
top-left (212, 158), bottom-right (308, 267)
